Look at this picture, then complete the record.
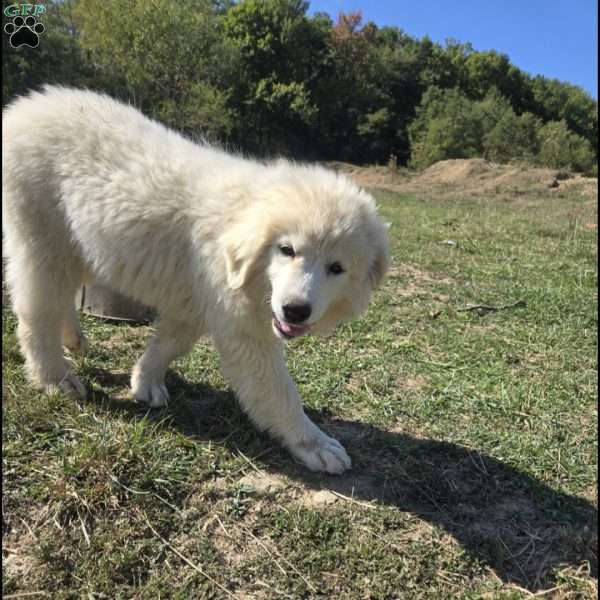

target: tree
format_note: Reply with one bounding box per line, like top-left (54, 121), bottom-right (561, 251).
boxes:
top-left (537, 120), bottom-right (596, 173)
top-left (474, 87), bottom-right (512, 133)
top-left (222, 0), bottom-right (328, 155)
top-left (313, 10), bottom-right (380, 161)
top-left (483, 110), bottom-right (541, 163)
top-left (408, 86), bottom-right (482, 168)
top-left (531, 76), bottom-right (598, 156)
top-left (2, 1), bottom-right (597, 171)
top-left (75, 0), bottom-right (236, 139)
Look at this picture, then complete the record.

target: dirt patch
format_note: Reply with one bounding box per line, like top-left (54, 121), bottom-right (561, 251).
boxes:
top-left (103, 327), bottom-right (151, 349)
top-left (3, 531), bottom-right (39, 581)
top-left (303, 490), bottom-right (340, 507)
top-left (239, 472), bottom-right (286, 495)
top-left (412, 158), bottom-right (495, 186)
top-left (327, 158), bottom-right (598, 200)
top-left (326, 161), bottom-right (410, 189)
top-left (388, 264), bottom-right (454, 285)
top-left (398, 375), bottom-right (427, 391)
top-left (295, 473), bottom-right (390, 509)
top-left (388, 264), bottom-right (454, 300)
top-left (2, 506), bottom-right (52, 584)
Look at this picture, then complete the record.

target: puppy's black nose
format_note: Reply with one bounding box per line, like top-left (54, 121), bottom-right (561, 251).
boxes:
top-left (283, 303), bottom-right (311, 323)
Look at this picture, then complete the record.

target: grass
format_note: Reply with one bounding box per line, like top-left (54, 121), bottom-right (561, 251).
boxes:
top-left (2, 185), bottom-right (597, 599)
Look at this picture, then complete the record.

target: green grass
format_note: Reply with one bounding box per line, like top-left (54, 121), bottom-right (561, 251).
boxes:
top-left (3, 186), bottom-right (597, 599)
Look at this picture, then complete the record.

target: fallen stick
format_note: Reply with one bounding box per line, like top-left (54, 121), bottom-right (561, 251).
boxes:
top-left (457, 299), bottom-right (526, 314)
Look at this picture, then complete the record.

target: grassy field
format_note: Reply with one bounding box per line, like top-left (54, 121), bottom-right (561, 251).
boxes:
top-left (2, 184), bottom-right (597, 599)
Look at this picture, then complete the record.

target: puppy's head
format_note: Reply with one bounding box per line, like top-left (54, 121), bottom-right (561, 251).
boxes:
top-left (223, 164), bottom-right (390, 340)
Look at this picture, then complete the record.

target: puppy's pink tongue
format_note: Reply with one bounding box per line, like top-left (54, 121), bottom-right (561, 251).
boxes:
top-left (276, 318), bottom-right (309, 337)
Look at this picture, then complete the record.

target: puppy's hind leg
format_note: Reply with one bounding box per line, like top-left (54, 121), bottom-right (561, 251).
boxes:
top-left (7, 256), bottom-right (86, 398)
top-left (131, 318), bottom-right (201, 408)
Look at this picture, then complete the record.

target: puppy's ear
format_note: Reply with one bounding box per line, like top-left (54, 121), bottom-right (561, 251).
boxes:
top-left (367, 219), bottom-right (390, 290)
top-left (223, 232), bottom-right (267, 290)
top-left (222, 209), bottom-right (273, 290)
top-left (369, 249), bottom-right (389, 290)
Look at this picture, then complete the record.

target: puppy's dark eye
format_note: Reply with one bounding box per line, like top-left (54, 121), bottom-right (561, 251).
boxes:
top-left (279, 244), bottom-right (295, 258)
top-left (328, 262), bottom-right (344, 275)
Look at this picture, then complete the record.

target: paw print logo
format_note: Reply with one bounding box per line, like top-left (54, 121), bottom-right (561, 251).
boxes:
top-left (4, 15), bottom-right (45, 48)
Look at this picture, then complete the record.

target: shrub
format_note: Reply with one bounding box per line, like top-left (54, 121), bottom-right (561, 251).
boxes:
top-left (483, 110), bottom-right (541, 163)
top-left (537, 120), bottom-right (596, 173)
top-left (408, 87), bottom-right (482, 168)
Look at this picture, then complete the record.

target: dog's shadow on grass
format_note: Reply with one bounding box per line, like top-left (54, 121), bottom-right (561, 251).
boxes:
top-left (86, 367), bottom-right (598, 592)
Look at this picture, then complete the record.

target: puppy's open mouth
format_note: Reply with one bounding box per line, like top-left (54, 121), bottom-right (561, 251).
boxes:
top-left (272, 316), bottom-right (310, 340)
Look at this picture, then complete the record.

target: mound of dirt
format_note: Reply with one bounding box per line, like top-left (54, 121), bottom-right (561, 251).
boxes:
top-left (414, 158), bottom-right (493, 185)
top-left (327, 158), bottom-right (598, 199)
top-left (326, 161), bottom-right (410, 188)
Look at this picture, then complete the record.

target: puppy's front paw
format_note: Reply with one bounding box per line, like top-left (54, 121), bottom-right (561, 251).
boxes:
top-left (131, 380), bottom-right (170, 408)
top-left (289, 430), bottom-right (352, 474)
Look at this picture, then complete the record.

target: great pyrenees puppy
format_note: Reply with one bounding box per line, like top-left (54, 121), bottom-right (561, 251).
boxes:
top-left (2, 86), bottom-right (389, 474)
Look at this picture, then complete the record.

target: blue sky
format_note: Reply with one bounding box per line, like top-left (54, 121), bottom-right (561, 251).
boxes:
top-left (307, 0), bottom-right (598, 98)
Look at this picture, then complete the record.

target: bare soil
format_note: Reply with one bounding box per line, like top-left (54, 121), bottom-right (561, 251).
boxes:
top-left (327, 158), bottom-right (598, 199)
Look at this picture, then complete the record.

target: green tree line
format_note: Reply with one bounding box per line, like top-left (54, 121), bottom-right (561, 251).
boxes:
top-left (2, 0), bottom-right (597, 173)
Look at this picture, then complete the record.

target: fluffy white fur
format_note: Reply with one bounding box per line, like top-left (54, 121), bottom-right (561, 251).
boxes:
top-left (2, 86), bottom-right (389, 474)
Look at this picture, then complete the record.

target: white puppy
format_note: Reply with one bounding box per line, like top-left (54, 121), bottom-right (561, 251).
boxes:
top-left (2, 86), bottom-right (389, 474)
